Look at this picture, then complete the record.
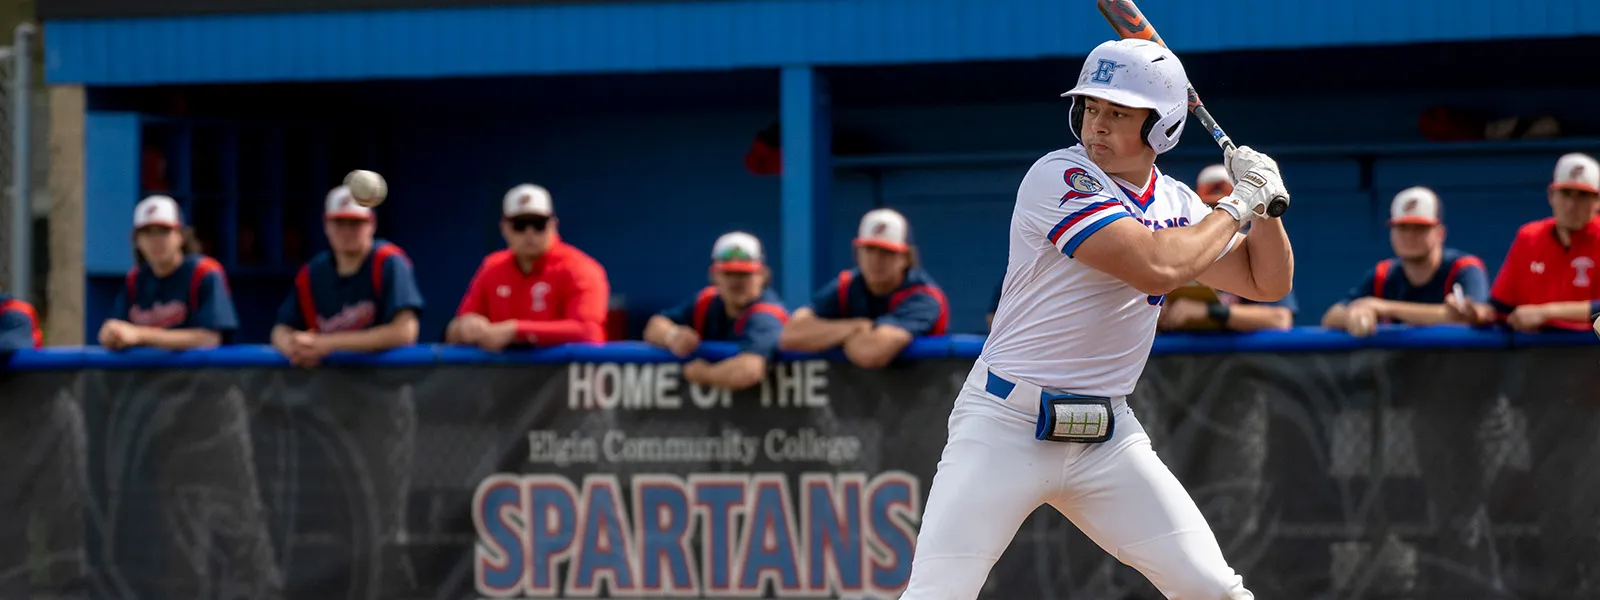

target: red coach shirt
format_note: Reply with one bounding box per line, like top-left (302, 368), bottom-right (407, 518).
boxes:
top-left (1490, 217), bottom-right (1600, 331)
top-left (456, 239), bottom-right (611, 345)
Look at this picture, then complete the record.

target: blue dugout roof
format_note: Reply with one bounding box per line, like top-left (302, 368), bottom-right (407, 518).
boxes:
top-left (44, 0), bottom-right (1600, 86)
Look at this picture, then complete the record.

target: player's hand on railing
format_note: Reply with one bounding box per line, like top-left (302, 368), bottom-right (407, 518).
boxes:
top-left (663, 325), bottom-right (702, 358)
top-left (1506, 305), bottom-right (1550, 333)
top-left (1443, 291), bottom-right (1496, 326)
top-left (451, 313), bottom-right (491, 345)
top-left (477, 322), bottom-right (520, 353)
top-left (285, 331), bottom-right (332, 368)
top-left (1344, 298), bottom-right (1381, 337)
top-left (98, 319), bottom-right (138, 351)
top-left (1156, 298), bottom-right (1207, 331)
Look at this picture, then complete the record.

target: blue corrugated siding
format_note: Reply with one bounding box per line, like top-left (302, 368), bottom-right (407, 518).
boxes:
top-left (45, 0), bottom-right (1600, 85)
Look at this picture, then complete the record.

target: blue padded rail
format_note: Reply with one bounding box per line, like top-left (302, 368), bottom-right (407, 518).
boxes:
top-left (3, 326), bottom-right (1592, 371)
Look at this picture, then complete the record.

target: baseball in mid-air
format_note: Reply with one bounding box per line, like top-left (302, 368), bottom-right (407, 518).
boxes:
top-left (344, 170), bottom-right (388, 208)
top-left (1593, 316), bottom-right (1599, 338)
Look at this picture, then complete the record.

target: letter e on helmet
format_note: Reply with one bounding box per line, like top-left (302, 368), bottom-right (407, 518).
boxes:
top-left (1061, 39), bottom-right (1190, 155)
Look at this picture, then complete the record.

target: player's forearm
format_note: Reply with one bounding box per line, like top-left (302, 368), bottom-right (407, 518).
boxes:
top-left (1222, 305), bottom-right (1293, 332)
top-left (1529, 301), bottom-right (1597, 322)
top-left (693, 354), bottom-right (768, 391)
top-left (778, 318), bottom-right (871, 352)
top-left (842, 326), bottom-right (913, 369)
top-left (1376, 300), bottom-right (1455, 326)
top-left (514, 319), bottom-right (605, 345)
top-left (642, 316), bottom-right (679, 348)
top-left (320, 319), bottom-right (419, 353)
top-left (1146, 211), bottom-right (1243, 292)
top-left (1240, 219), bottom-right (1294, 301)
top-left (135, 326), bottom-right (223, 351)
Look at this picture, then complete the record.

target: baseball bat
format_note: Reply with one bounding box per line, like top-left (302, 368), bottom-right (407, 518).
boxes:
top-left (1096, 0), bottom-right (1290, 218)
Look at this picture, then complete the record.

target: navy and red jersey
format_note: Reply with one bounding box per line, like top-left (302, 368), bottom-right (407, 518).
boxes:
top-left (1340, 248), bottom-right (1490, 306)
top-left (112, 254), bottom-right (238, 335)
top-left (0, 292), bottom-right (42, 351)
top-left (1490, 217), bottom-right (1600, 331)
top-left (275, 240), bottom-right (425, 333)
top-left (809, 268), bottom-right (949, 336)
top-left (659, 287), bottom-right (788, 359)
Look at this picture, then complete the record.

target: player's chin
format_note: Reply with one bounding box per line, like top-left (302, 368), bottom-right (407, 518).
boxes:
top-left (1087, 143), bottom-right (1133, 166)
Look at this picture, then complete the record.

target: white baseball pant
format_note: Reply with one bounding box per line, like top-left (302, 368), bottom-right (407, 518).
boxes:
top-left (899, 358), bottom-right (1252, 600)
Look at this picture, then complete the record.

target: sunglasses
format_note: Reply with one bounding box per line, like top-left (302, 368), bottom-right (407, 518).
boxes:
top-left (508, 216), bottom-right (551, 232)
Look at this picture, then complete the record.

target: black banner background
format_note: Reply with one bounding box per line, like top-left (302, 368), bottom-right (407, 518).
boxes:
top-left (0, 347), bottom-right (1597, 599)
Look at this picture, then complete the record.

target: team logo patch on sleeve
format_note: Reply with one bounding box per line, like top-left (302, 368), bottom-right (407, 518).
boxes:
top-left (1060, 168), bottom-right (1106, 205)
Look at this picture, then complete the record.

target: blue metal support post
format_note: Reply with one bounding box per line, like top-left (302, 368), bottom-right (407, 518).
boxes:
top-left (779, 66), bottom-right (832, 307)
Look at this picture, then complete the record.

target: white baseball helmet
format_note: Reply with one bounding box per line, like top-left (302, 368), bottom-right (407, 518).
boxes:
top-left (1061, 38), bottom-right (1189, 155)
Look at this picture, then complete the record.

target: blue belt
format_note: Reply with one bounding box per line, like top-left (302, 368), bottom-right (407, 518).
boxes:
top-left (984, 370), bottom-right (1019, 400)
top-left (984, 369), bottom-right (1107, 403)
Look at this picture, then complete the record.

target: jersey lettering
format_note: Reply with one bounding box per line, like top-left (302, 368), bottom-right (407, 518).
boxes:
top-left (532, 281), bottom-right (552, 312)
top-left (321, 301), bottom-right (377, 332)
top-left (986, 146), bottom-right (1218, 397)
top-left (130, 301), bottom-right (188, 328)
top-left (1575, 257), bottom-right (1595, 287)
top-left (124, 256), bottom-right (224, 329)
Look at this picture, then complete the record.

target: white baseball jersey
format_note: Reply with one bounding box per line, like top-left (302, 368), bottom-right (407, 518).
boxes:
top-left (982, 145), bottom-right (1237, 397)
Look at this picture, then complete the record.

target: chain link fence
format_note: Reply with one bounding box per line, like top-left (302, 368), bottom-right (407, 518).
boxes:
top-left (0, 24), bottom-right (40, 305)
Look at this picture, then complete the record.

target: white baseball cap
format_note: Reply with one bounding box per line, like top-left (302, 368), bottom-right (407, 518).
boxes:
top-left (133, 195), bottom-right (182, 229)
top-left (1551, 152), bottom-right (1600, 194)
top-left (1195, 164), bottom-right (1232, 203)
top-left (711, 231), bottom-right (764, 273)
top-left (1197, 164), bottom-right (1230, 186)
top-left (325, 186), bottom-right (374, 220)
top-left (854, 208), bottom-right (911, 253)
top-left (1389, 186), bottom-right (1442, 226)
top-left (503, 184), bottom-right (554, 218)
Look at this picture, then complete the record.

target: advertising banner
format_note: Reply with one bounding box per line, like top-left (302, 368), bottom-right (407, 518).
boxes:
top-left (1, 341), bottom-right (1597, 599)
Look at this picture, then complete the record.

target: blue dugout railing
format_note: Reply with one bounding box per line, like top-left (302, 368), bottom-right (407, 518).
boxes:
top-left (4, 326), bottom-right (1595, 371)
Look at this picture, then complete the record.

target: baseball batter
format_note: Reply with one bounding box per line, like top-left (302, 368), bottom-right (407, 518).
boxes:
top-left (900, 39), bottom-right (1295, 599)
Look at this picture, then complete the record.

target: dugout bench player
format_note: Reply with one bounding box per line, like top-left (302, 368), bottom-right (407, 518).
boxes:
top-left (269, 185), bottom-right (425, 598)
top-left (1316, 186), bottom-right (1504, 593)
top-left (778, 208), bottom-right (950, 369)
top-left (1322, 186), bottom-right (1491, 335)
top-left (644, 232), bottom-right (788, 392)
top-left (447, 184), bottom-right (611, 351)
top-left (96, 195), bottom-right (281, 598)
top-left (1450, 152), bottom-right (1600, 596)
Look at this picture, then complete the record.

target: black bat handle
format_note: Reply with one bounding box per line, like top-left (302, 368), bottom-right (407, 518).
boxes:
top-left (1191, 97), bottom-right (1290, 217)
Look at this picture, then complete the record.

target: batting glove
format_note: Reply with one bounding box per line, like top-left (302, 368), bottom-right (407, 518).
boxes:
top-left (1213, 166), bottom-right (1287, 227)
top-left (1225, 145), bottom-right (1280, 182)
